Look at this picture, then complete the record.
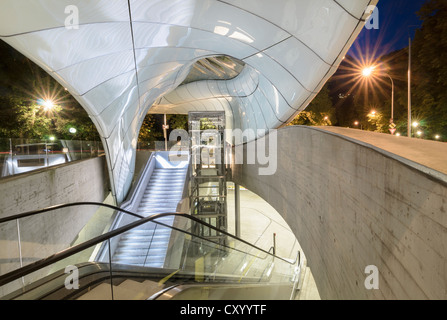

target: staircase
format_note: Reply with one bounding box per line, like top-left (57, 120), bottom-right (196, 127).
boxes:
top-left (112, 167), bottom-right (188, 268)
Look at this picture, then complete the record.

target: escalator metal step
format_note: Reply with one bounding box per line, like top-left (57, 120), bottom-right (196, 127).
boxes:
top-left (112, 164), bottom-right (187, 268)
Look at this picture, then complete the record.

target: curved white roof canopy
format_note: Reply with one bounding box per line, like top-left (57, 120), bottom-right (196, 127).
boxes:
top-left (0, 0), bottom-right (377, 203)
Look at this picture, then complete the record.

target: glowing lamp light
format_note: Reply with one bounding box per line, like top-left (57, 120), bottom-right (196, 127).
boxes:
top-left (43, 100), bottom-right (54, 108)
top-left (362, 66), bottom-right (374, 77)
top-left (412, 121), bottom-right (419, 128)
top-left (69, 127), bottom-right (77, 134)
top-left (38, 98), bottom-right (55, 111)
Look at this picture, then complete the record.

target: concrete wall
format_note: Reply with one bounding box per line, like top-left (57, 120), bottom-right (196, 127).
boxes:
top-left (0, 156), bottom-right (110, 217)
top-left (231, 126), bottom-right (447, 300)
top-left (0, 156), bottom-right (110, 291)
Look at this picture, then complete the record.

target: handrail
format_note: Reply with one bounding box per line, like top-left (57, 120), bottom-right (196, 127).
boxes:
top-left (0, 202), bottom-right (298, 288)
top-left (0, 202), bottom-right (144, 225)
top-left (119, 152), bottom-right (156, 211)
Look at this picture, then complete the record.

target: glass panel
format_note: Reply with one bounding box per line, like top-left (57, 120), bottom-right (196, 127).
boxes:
top-left (0, 203), bottom-right (119, 299)
top-left (0, 138), bottom-right (104, 178)
top-left (0, 219), bottom-right (21, 298)
top-left (108, 217), bottom-right (191, 300)
top-left (18, 204), bottom-right (115, 269)
top-left (12, 240), bottom-right (112, 300)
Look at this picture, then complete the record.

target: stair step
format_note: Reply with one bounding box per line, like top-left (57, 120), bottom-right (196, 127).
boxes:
top-left (122, 227), bottom-right (171, 234)
top-left (113, 254), bottom-right (166, 264)
top-left (145, 187), bottom-right (184, 192)
top-left (110, 161), bottom-right (187, 269)
top-left (138, 203), bottom-right (178, 208)
top-left (118, 235), bottom-right (169, 242)
top-left (139, 199), bottom-right (179, 204)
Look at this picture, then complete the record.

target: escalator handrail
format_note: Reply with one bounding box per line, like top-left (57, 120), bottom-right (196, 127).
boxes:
top-left (0, 202), bottom-right (298, 288)
top-left (0, 210), bottom-right (171, 287)
top-left (0, 201), bottom-right (144, 225)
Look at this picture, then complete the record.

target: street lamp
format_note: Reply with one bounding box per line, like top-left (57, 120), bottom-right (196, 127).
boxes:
top-left (37, 98), bottom-right (55, 111)
top-left (361, 66), bottom-right (395, 134)
top-left (43, 100), bottom-right (54, 110)
top-left (362, 66), bottom-right (374, 77)
top-left (386, 74), bottom-right (394, 124)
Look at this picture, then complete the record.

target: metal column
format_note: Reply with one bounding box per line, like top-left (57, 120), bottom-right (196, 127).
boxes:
top-left (234, 183), bottom-right (241, 238)
top-left (188, 111), bottom-right (227, 245)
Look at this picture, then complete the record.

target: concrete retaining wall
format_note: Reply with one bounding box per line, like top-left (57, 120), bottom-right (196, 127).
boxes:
top-left (0, 156), bottom-right (110, 289)
top-left (0, 156), bottom-right (109, 217)
top-left (231, 126), bottom-right (447, 300)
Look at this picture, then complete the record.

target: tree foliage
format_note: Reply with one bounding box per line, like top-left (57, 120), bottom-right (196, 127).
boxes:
top-left (167, 114), bottom-right (188, 130)
top-left (0, 40), bottom-right (100, 141)
top-left (411, 0), bottom-right (447, 139)
top-left (288, 84), bottom-right (335, 126)
top-left (138, 114), bottom-right (162, 143)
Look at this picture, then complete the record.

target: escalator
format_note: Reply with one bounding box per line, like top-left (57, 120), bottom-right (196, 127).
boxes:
top-left (0, 152), bottom-right (301, 300)
top-left (111, 166), bottom-right (188, 267)
top-left (0, 204), bottom-right (301, 300)
top-left (102, 151), bottom-right (189, 269)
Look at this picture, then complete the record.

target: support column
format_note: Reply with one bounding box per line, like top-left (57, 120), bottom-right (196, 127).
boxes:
top-left (234, 183), bottom-right (241, 238)
top-left (163, 114), bottom-right (168, 151)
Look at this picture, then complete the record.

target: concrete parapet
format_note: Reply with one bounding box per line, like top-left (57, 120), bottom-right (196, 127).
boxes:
top-left (232, 126), bottom-right (447, 299)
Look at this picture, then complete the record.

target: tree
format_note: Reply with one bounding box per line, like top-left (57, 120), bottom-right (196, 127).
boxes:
top-left (288, 84), bottom-right (336, 126)
top-left (167, 114), bottom-right (188, 130)
top-left (138, 114), bottom-right (162, 143)
top-left (0, 40), bottom-right (101, 141)
top-left (411, 0), bottom-right (447, 140)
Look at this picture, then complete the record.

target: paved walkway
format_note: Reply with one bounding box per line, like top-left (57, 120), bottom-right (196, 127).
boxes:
top-left (315, 126), bottom-right (447, 177)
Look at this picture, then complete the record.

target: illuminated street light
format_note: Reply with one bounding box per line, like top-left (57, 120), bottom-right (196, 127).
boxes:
top-left (412, 121), bottom-right (419, 128)
top-left (416, 131), bottom-right (422, 136)
top-left (69, 127), bottom-right (77, 134)
top-left (37, 98), bottom-right (56, 112)
top-left (362, 65), bottom-right (395, 134)
top-left (362, 66), bottom-right (374, 77)
top-left (43, 99), bottom-right (54, 109)
top-left (435, 135), bottom-right (440, 140)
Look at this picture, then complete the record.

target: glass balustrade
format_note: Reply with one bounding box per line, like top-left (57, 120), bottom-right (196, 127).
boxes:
top-left (0, 203), bottom-right (301, 300)
top-left (0, 138), bottom-right (104, 178)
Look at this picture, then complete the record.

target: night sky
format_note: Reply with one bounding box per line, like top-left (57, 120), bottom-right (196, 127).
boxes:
top-left (349, 0), bottom-right (428, 58)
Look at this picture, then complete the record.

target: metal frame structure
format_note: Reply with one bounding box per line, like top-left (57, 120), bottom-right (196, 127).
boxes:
top-left (188, 111), bottom-right (227, 245)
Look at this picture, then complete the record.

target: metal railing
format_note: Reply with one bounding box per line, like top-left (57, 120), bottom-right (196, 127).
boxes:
top-left (0, 138), bottom-right (104, 178)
